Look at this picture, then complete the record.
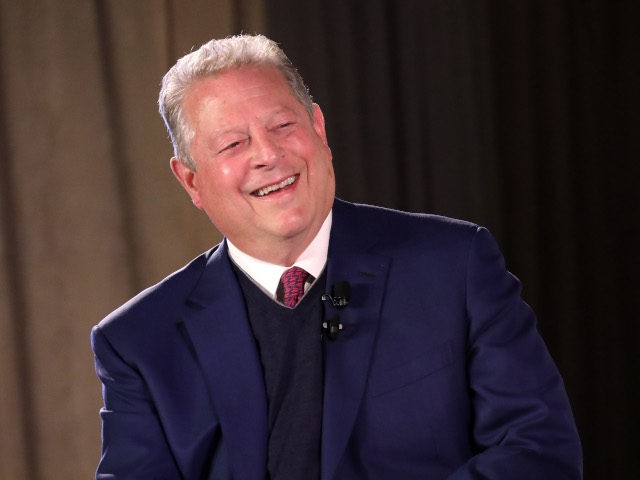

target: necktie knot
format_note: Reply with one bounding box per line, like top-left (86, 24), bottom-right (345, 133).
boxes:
top-left (280, 266), bottom-right (309, 307)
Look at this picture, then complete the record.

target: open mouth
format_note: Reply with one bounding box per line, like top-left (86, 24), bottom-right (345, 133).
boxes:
top-left (252, 175), bottom-right (298, 197)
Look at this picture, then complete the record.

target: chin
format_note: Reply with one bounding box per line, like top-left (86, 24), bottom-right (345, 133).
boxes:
top-left (270, 216), bottom-right (311, 240)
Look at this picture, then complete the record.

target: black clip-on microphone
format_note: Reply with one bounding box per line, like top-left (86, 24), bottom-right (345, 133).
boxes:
top-left (322, 281), bottom-right (351, 340)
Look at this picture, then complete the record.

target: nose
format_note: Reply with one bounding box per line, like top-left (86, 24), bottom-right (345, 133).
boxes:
top-left (250, 132), bottom-right (283, 169)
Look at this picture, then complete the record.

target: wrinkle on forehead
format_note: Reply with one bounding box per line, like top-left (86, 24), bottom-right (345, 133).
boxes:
top-left (185, 68), bottom-right (308, 138)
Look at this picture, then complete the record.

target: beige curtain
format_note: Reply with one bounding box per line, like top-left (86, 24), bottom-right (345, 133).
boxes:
top-left (0, 1), bottom-right (264, 478)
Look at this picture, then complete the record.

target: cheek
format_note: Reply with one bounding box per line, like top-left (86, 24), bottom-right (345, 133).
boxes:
top-left (215, 156), bottom-right (249, 183)
top-left (198, 163), bottom-right (237, 193)
top-left (311, 148), bottom-right (334, 179)
top-left (217, 165), bottom-right (238, 184)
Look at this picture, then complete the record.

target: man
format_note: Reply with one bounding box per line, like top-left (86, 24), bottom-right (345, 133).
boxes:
top-left (91, 34), bottom-right (582, 479)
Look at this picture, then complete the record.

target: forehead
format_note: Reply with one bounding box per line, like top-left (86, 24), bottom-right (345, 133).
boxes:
top-left (182, 65), bottom-right (304, 131)
top-left (189, 66), bottom-right (294, 106)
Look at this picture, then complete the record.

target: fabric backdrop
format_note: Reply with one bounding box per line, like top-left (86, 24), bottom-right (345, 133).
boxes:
top-left (1, 1), bottom-right (637, 478)
top-left (266, 1), bottom-right (639, 478)
top-left (0, 1), bottom-right (263, 478)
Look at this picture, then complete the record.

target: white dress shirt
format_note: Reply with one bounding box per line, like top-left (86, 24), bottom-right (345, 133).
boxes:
top-left (227, 212), bottom-right (332, 300)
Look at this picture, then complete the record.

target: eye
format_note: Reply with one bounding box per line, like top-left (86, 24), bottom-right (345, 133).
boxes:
top-left (274, 121), bottom-right (295, 134)
top-left (218, 140), bottom-right (242, 154)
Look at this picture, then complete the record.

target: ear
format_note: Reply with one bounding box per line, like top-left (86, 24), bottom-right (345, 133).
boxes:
top-left (311, 103), bottom-right (329, 146)
top-left (170, 157), bottom-right (203, 209)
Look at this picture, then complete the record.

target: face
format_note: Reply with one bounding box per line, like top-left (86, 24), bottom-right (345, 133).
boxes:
top-left (171, 65), bottom-right (335, 264)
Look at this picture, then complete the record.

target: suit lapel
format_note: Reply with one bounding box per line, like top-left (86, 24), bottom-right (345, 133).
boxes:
top-left (177, 200), bottom-right (389, 480)
top-left (181, 244), bottom-right (268, 480)
top-left (321, 201), bottom-right (391, 480)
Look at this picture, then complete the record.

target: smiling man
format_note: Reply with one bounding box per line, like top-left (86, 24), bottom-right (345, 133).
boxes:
top-left (91, 35), bottom-right (582, 479)
top-left (170, 64), bottom-right (334, 266)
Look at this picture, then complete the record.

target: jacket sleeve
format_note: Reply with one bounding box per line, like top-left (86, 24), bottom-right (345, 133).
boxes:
top-left (91, 325), bottom-right (182, 479)
top-left (448, 227), bottom-right (582, 479)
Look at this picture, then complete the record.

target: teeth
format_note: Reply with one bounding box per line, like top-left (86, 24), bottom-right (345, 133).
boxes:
top-left (253, 175), bottom-right (297, 197)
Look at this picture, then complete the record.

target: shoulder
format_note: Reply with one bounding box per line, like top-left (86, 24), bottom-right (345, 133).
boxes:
top-left (333, 198), bottom-right (483, 253)
top-left (94, 246), bottom-right (217, 336)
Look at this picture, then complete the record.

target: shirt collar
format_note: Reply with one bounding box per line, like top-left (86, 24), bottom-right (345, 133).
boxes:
top-left (227, 211), bottom-right (332, 298)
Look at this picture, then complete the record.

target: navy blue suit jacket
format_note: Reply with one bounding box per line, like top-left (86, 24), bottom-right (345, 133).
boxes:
top-left (92, 199), bottom-right (582, 479)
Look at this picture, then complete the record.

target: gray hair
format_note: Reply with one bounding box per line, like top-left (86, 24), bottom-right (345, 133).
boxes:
top-left (158, 34), bottom-right (313, 170)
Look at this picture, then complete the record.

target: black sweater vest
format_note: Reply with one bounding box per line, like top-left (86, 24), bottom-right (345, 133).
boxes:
top-left (234, 266), bottom-right (326, 480)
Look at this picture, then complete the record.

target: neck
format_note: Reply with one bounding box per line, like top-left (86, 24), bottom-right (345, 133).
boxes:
top-left (240, 236), bottom-right (311, 267)
top-left (228, 212), bottom-right (332, 267)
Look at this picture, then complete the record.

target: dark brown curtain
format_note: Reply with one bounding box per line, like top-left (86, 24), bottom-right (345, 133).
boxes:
top-left (2, 1), bottom-right (637, 478)
top-left (0, 1), bottom-right (264, 478)
top-left (266, 1), bottom-right (639, 478)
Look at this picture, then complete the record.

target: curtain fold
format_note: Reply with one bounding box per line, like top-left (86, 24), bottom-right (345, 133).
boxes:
top-left (0, 1), bottom-right (264, 478)
top-left (1, 0), bottom-right (637, 478)
top-left (265, 1), bottom-right (639, 477)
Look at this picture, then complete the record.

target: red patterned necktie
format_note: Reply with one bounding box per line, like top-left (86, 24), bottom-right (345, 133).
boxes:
top-left (280, 266), bottom-right (310, 307)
